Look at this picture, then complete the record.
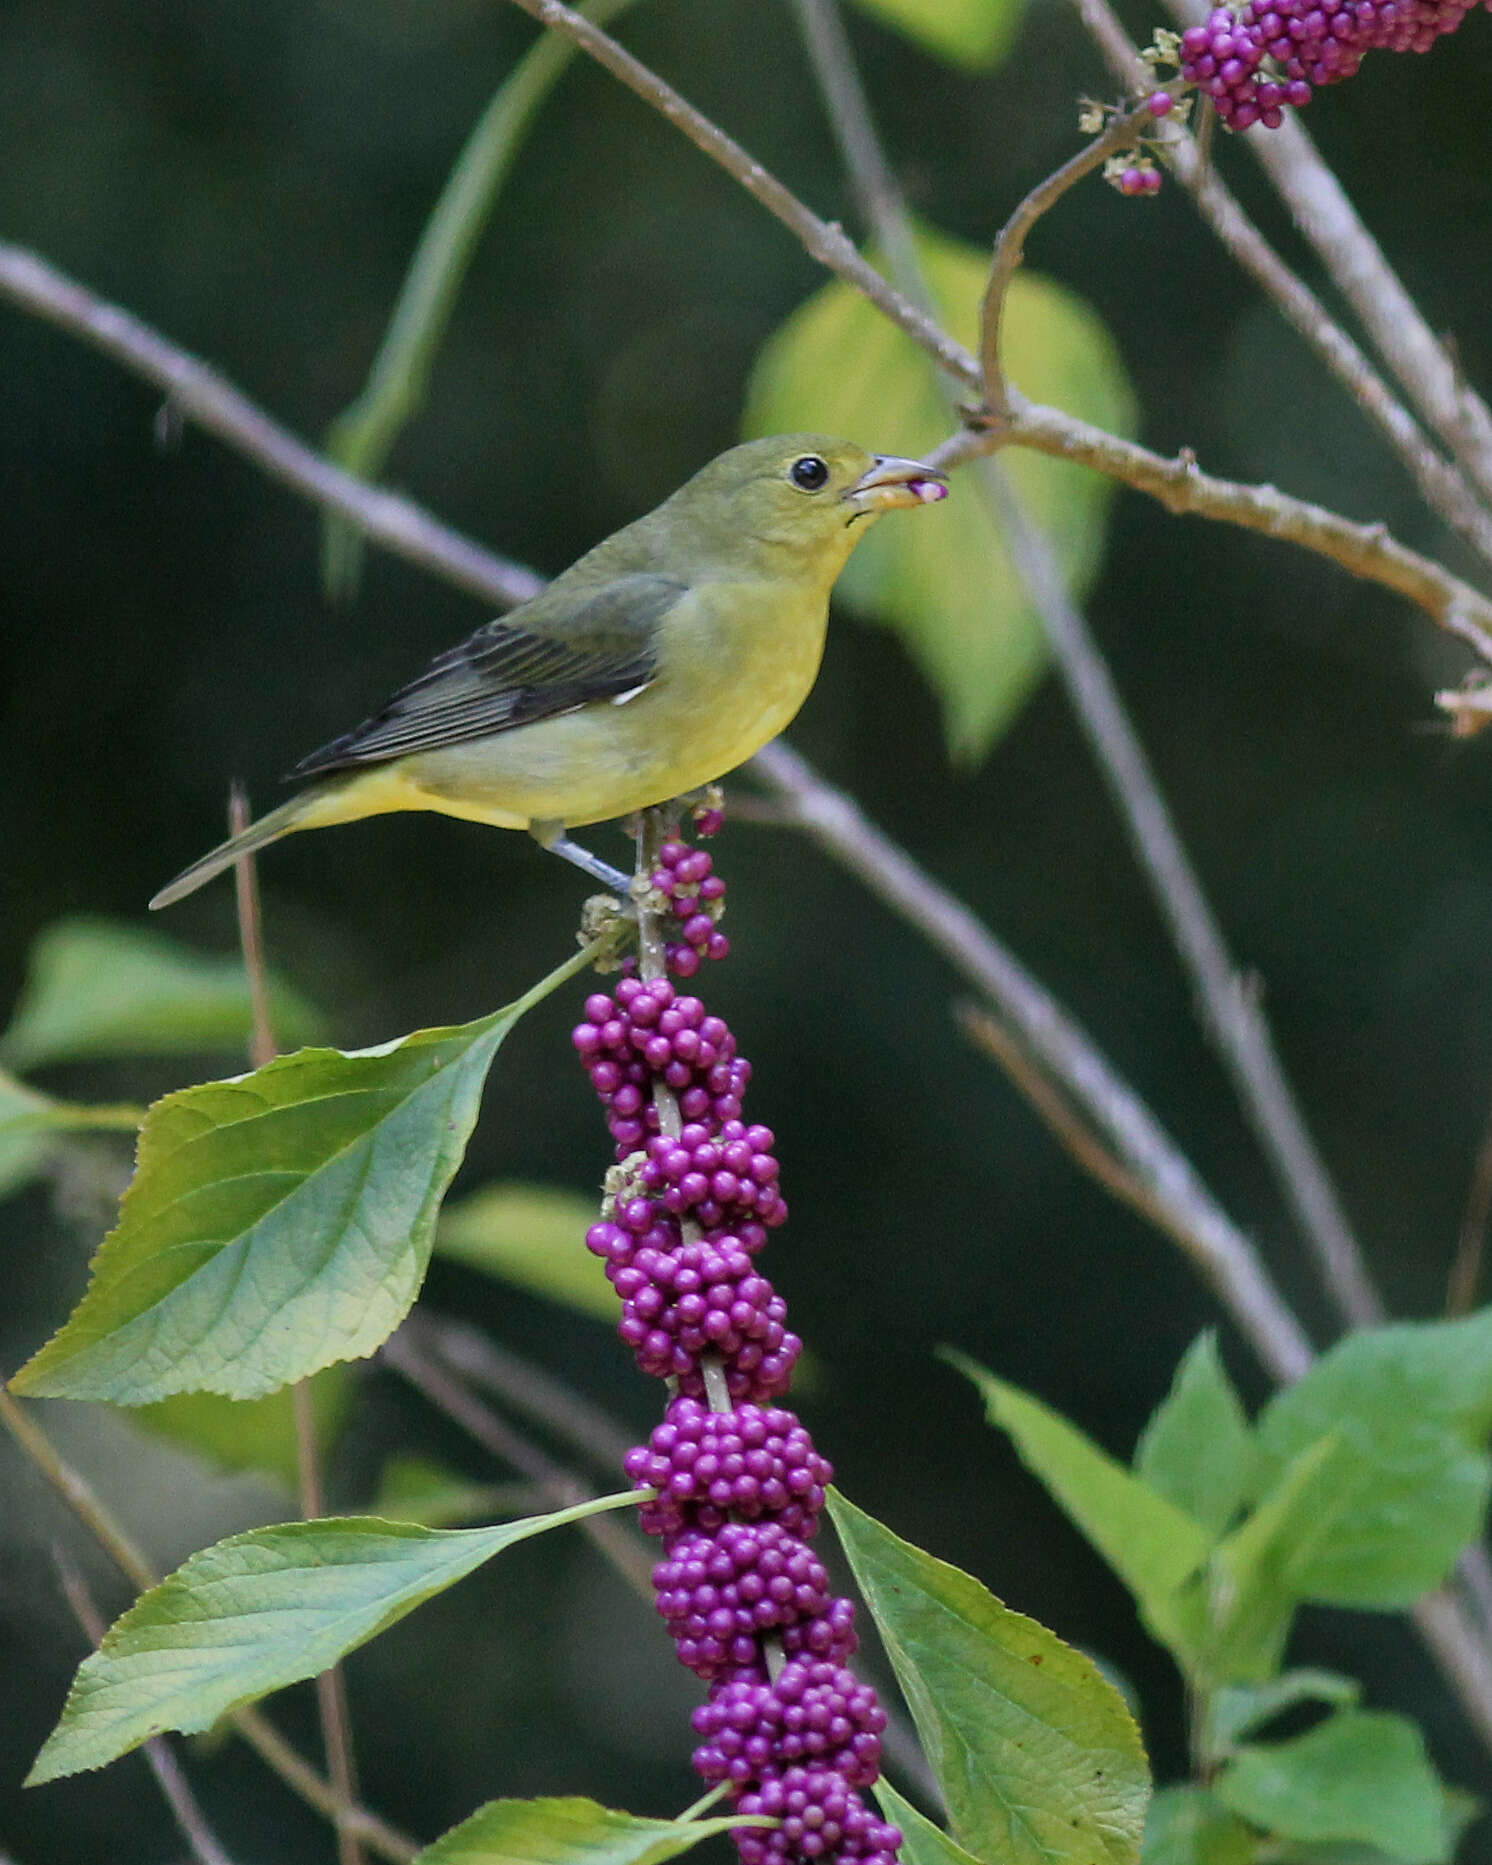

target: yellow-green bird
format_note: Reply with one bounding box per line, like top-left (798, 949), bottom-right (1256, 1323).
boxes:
top-left (150, 434), bottom-right (947, 908)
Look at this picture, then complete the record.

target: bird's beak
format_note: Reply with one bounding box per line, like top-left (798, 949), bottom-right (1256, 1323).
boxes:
top-left (843, 454), bottom-right (949, 517)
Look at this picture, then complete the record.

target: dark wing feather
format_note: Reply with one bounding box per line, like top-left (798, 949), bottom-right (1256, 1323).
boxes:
top-left (291, 574), bottom-right (683, 778)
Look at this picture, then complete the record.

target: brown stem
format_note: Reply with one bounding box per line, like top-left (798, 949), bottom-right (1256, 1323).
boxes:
top-left (979, 107), bottom-right (1154, 417)
top-left (230, 809), bottom-right (365, 1865)
top-left (0, 242), bottom-right (543, 611)
top-left (378, 1326), bottom-right (656, 1600)
top-left (0, 1385), bottom-right (419, 1863)
top-left (52, 1544), bottom-right (238, 1865)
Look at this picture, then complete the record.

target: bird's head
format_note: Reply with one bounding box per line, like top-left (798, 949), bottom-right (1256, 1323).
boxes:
top-left (662, 434), bottom-right (947, 574)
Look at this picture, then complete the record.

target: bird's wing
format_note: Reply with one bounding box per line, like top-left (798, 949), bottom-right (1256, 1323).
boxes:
top-left (290, 573), bottom-right (684, 777)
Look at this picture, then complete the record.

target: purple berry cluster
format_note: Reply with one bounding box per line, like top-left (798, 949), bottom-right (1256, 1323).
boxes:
top-left (651, 833), bottom-right (731, 978)
top-left (571, 819), bottom-right (903, 1865)
top-left (1167, 0), bottom-right (1486, 128)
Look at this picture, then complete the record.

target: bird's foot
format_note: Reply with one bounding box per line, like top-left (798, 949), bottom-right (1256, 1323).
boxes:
top-left (530, 822), bottom-right (633, 894)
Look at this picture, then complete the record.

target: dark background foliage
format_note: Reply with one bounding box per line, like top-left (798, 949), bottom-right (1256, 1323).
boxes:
top-left (3, 0), bottom-right (1492, 1858)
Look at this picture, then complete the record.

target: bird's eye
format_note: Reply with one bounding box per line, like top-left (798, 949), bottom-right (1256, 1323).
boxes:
top-left (789, 454), bottom-right (830, 491)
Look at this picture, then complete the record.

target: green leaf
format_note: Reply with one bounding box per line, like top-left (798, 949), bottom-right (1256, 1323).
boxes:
top-left (1134, 1334), bottom-right (1257, 1537)
top-left (1205, 1672), bottom-right (1360, 1759)
top-left (28, 1497), bottom-right (639, 1785)
top-left (1253, 1313), bottom-right (1492, 1606)
top-left (12, 945), bottom-right (598, 1404)
top-left (1142, 1788), bottom-right (1257, 1865)
top-left (1215, 1712), bottom-right (1454, 1864)
top-left (744, 223), bottom-right (1134, 762)
top-left (0, 1065), bottom-right (144, 1139)
top-left (131, 1367), bottom-right (351, 1491)
top-left (828, 1489), bottom-right (1150, 1865)
top-left (873, 1778), bottom-right (988, 1865)
top-left (369, 1456), bottom-right (522, 1528)
top-left (844, 0), bottom-right (1025, 68)
top-left (412, 1796), bottom-right (757, 1865)
top-left (436, 1182), bottom-right (614, 1322)
top-left (323, 0), bottom-right (637, 599)
top-left (1204, 1436), bottom-right (1344, 1683)
top-left (947, 1351), bottom-right (1211, 1659)
top-left (0, 918), bottom-right (323, 1072)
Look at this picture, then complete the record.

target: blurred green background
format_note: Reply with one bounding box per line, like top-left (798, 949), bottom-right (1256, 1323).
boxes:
top-left (3, 0), bottom-right (1492, 1858)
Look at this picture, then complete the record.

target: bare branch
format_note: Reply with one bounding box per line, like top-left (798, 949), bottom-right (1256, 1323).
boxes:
top-left (1067, 0), bottom-right (1492, 575)
top-left (945, 403), bottom-right (1492, 661)
top-left (747, 739), bottom-right (1317, 1383)
top-left (378, 1325), bottom-right (657, 1601)
top-left (0, 1385), bottom-right (419, 1864)
top-left (0, 241), bottom-right (543, 611)
top-left (53, 1544), bottom-right (238, 1865)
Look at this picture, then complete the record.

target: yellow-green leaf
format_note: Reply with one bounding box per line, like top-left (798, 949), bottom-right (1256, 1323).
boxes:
top-left (413, 1795), bottom-right (758, 1865)
top-left (744, 223), bottom-right (1134, 762)
top-left (1, 918), bottom-right (323, 1072)
top-left (846, 0), bottom-right (1026, 70)
top-left (829, 1489), bottom-right (1150, 1865)
top-left (436, 1182), bottom-right (614, 1323)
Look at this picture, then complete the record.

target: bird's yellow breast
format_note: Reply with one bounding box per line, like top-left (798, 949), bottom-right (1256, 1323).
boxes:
top-left (314, 575), bottom-right (832, 834)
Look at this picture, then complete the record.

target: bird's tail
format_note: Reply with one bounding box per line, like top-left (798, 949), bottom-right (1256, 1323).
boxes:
top-left (149, 794), bottom-right (316, 910)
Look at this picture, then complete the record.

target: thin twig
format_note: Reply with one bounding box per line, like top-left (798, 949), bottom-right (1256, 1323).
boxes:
top-left (230, 1710), bottom-right (418, 1865)
top-left (746, 740), bottom-right (1492, 1755)
top-left (944, 406), bottom-right (1492, 662)
top-left (231, 807), bottom-right (365, 1865)
top-left (404, 1312), bottom-right (639, 1476)
top-left (0, 242), bottom-right (543, 611)
top-left (0, 1385), bottom-right (419, 1864)
top-left (787, 0), bottom-right (930, 301)
top-left (53, 1544), bottom-right (238, 1865)
top-left (6, 232), bottom-right (1489, 663)
top-left (746, 740), bottom-right (1315, 1381)
top-left (977, 457), bottom-right (1382, 1326)
top-left (496, 0), bottom-right (1492, 657)
top-left (794, 0), bottom-right (1384, 1329)
top-left (960, 1004), bottom-right (1212, 1245)
top-left (1067, 0), bottom-right (1492, 575)
top-left (1242, 116), bottom-right (1492, 504)
top-left (230, 786), bottom-right (277, 1072)
top-left (1141, 0), bottom-right (1492, 508)
top-left (979, 107), bottom-right (1155, 417)
top-left (1448, 1093), bottom-right (1492, 1316)
top-left (378, 1325), bottom-right (656, 1600)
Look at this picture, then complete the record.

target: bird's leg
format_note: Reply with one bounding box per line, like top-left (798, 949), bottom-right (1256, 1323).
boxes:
top-left (529, 819), bottom-right (633, 893)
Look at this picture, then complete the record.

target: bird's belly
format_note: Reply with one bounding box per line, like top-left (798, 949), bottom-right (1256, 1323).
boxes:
top-left (397, 582), bottom-right (828, 829)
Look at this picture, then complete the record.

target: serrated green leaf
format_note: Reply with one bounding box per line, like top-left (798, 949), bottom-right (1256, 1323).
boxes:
top-left (1142, 1787), bottom-right (1257, 1865)
top-left (1134, 1334), bottom-right (1257, 1538)
top-left (436, 1182), bottom-right (614, 1322)
top-left (131, 1367), bottom-right (351, 1491)
top-left (744, 223), bottom-right (1134, 762)
top-left (11, 945), bottom-right (597, 1404)
top-left (0, 919), bottom-right (323, 1072)
top-left (1205, 1672), bottom-right (1360, 1760)
top-left (828, 1489), bottom-right (1150, 1865)
top-left (1253, 1314), bottom-right (1492, 1607)
top-left (28, 1498), bottom-right (639, 1786)
top-left (413, 1795), bottom-right (757, 1865)
top-left (947, 1351), bottom-right (1211, 1659)
top-left (845, 0), bottom-right (1025, 69)
top-left (1215, 1713), bottom-right (1453, 1864)
top-left (874, 1778), bottom-right (987, 1865)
